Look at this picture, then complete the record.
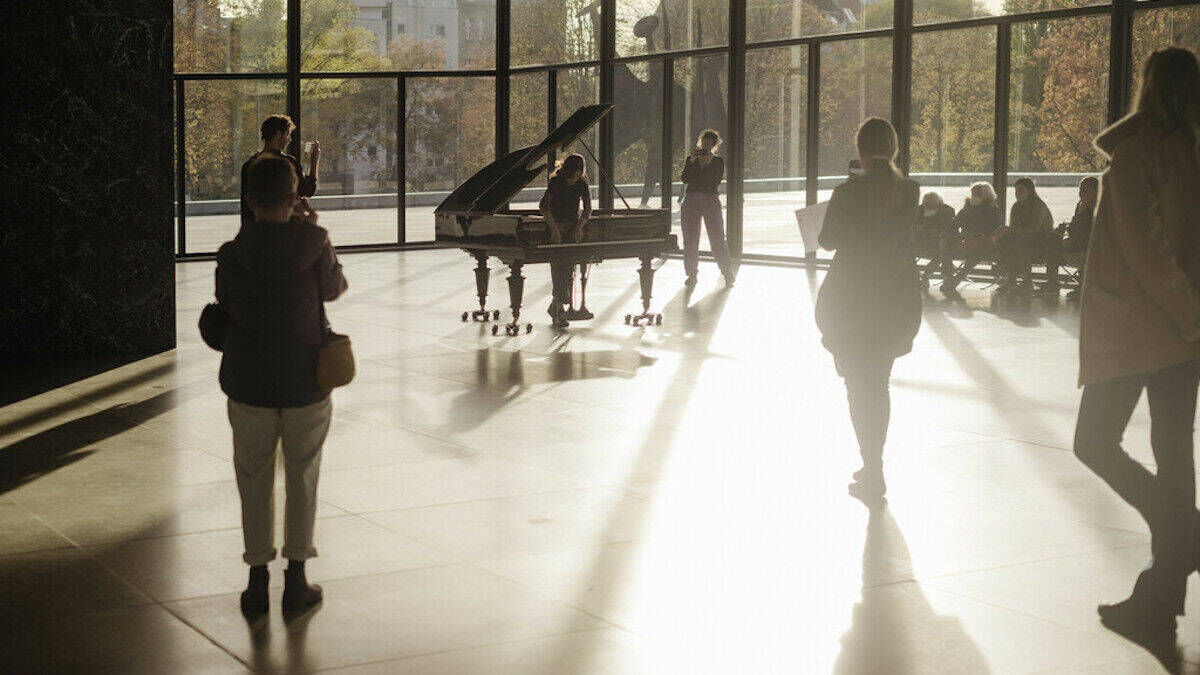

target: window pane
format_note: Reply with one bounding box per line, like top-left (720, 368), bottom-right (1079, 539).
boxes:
top-left (510, 73), bottom-right (549, 150)
top-left (300, 78), bottom-right (398, 246)
top-left (512, 0), bottom-right (599, 66)
top-left (301, 0), bottom-right (495, 71)
top-left (915, 0), bottom-right (1106, 26)
top-left (616, 0), bottom-right (728, 57)
top-left (184, 80), bottom-right (286, 254)
top-left (405, 78), bottom-right (495, 242)
top-left (509, 72), bottom-right (550, 213)
top-left (818, 38), bottom-right (892, 179)
top-left (747, 0), bottom-right (891, 42)
top-left (175, 0), bottom-right (286, 73)
top-left (910, 27), bottom-right (996, 210)
top-left (1009, 15), bottom-right (1109, 223)
top-left (743, 46), bottom-right (807, 257)
top-left (614, 61), bottom-right (665, 208)
top-left (673, 56), bottom-right (729, 251)
top-left (557, 67), bottom-right (601, 187)
top-left (1132, 5), bottom-right (1200, 95)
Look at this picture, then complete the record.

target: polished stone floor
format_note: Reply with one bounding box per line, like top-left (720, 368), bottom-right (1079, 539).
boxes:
top-left (2, 249), bottom-right (1198, 673)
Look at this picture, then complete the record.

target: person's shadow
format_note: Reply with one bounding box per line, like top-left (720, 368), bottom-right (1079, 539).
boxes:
top-left (834, 508), bottom-right (990, 674)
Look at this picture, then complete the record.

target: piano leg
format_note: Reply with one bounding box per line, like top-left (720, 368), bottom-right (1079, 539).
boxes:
top-left (566, 263), bottom-right (594, 321)
top-left (464, 253), bottom-right (499, 322)
top-left (503, 260), bottom-right (533, 336)
top-left (625, 255), bottom-right (663, 327)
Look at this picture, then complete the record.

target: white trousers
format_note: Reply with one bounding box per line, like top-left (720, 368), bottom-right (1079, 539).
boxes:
top-left (227, 396), bottom-right (331, 565)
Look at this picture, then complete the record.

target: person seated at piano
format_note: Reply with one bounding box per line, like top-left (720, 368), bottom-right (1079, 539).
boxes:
top-left (539, 153), bottom-right (593, 329)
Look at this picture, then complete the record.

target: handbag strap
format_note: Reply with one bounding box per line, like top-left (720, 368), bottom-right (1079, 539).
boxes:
top-left (315, 263), bottom-right (331, 333)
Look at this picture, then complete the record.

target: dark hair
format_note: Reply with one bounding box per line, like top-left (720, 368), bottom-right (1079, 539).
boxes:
top-left (551, 153), bottom-right (586, 181)
top-left (1135, 47), bottom-right (1200, 163)
top-left (1013, 177), bottom-right (1038, 197)
top-left (856, 117), bottom-right (901, 181)
top-left (696, 129), bottom-right (721, 149)
top-left (245, 155), bottom-right (298, 210)
top-left (261, 114), bottom-right (296, 142)
top-left (1079, 175), bottom-right (1099, 194)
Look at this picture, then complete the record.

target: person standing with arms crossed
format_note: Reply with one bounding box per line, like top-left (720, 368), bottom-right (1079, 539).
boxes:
top-left (680, 129), bottom-right (734, 287)
top-left (1073, 47), bottom-right (1200, 640)
top-left (815, 118), bottom-right (921, 503)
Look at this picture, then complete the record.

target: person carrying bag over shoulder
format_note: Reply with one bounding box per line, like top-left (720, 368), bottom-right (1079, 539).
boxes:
top-left (214, 153), bottom-right (349, 616)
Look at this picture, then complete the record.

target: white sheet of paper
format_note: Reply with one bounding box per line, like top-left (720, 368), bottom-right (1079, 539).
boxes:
top-left (795, 201), bottom-right (829, 255)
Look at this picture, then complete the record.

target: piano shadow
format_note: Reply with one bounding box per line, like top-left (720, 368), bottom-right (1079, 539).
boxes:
top-left (437, 345), bottom-right (658, 435)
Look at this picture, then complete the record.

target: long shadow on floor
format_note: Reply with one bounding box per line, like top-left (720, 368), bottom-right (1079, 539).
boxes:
top-left (1, 381), bottom-right (205, 495)
top-left (834, 508), bottom-right (990, 674)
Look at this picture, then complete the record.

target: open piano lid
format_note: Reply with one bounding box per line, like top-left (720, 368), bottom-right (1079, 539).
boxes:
top-left (435, 104), bottom-right (612, 215)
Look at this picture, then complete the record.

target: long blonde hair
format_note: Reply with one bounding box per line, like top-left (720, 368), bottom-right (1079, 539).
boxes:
top-left (1135, 47), bottom-right (1200, 163)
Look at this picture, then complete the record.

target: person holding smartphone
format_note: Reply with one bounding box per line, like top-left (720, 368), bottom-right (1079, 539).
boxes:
top-left (240, 115), bottom-right (320, 227)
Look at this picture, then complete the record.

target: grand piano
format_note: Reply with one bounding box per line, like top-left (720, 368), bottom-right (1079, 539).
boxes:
top-left (435, 104), bottom-right (677, 335)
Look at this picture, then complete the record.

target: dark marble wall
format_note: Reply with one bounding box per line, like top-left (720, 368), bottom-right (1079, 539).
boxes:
top-left (0, 3), bottom-right (175, 382)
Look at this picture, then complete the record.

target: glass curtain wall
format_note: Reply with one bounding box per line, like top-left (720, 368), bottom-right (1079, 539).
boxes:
top-left (174, 0), bottom-right (1200, 259)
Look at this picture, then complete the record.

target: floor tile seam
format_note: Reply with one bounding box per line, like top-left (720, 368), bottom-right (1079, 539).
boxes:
top-left (914, 540), bottom-right (1151, 590)
top-left (2, 496), bottom-right (87, 552)
top-left (914, 577), bottom-right (1163, 654)
top-left (135, 559), bottom-right (466, 607)
top-left (345, 483), bottom-right (625, 521)
top-left (921, 419), bottom-right (1075, 451)
top-left (948, 489), bottom-right (1156, 538)
top-left (459, 559), bottom-right (631, 633)
top-left (24, 512), bottom-right (350, 552)
top-left (155, 600), bottom-right (256, 671)
top-left (308, 626), bottom-right (614, 673)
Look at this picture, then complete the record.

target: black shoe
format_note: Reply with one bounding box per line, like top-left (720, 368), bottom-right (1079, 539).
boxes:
top-left (939, 281), bottom-right (960, 296)
top-left (1098, 597), bottom-right (1178, 636)
top-left (547, 303), bottom-right (569, 329)
top-left (282, 563), bottom-right (323, 613)
top-left (240, 566), bottom-right (268, 616)
top-left (684, 274), bottom-right (697, 287)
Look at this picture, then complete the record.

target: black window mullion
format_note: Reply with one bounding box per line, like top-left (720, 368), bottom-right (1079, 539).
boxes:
top-left (993, 23), bottom-right (1011, 212)
top-left (286, 0), bottom-right (301, 155)
top-left (1108, 0), bottom-right (1134, 124)
top-left (175, 78), bottom-right (186, 256)
top-left (727, 0), bottom-right (746, 256)
top-left (599, 0), bottom-right (616, 211)
top-left (806, 43), bottom-right (820, 209)
top-left (398, 75), bottom-right (407, 244)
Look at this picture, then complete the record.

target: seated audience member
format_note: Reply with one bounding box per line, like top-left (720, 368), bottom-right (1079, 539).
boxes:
top-left (915, 192), bottom-right (957, 285)
top-left (1065, 175), bottom-right (1099, 255)
top-left (241, 114), bottom-right (319, 227)
top-left (942, 181), bottom-right (1003, 295)
top-left (218, 154), bottom-right (348, 615)
top-left (996, 177), bottom-right (1055, 293)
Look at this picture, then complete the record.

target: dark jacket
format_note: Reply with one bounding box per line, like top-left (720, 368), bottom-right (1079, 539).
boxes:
top-left (952, 202), bottom-right (1003, 237)
top-left (915, 203), bottom-right (955, 235)
top-left (240, 150), bottom-right (317, 227)
top-left (216, 220), bottom-right (348, 407)
top-left (1009, 195), bottom-right (1053, 232)
top-left (1066, 200), bottom-right (1096, 251)
top-left (1079, 113), bottom-right (1200, 386)
top-left (680, 154), bottom-right (724, 194)
top-left (815, 173), bottom-right (922, 364)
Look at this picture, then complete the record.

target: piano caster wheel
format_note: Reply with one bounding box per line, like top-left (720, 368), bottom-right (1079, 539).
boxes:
top-left (525, 323), bottom-right (532, 334)
top-left (624, 314), bottom-right (632, 325)
top-left (491, 325), bottom-right (499, 336)
top-left (493, 310), bottom-right (501, 320)
top-left (655, 315), bottom-right (662, 325)
top-left (461, 312), bottom-right (469, 322)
